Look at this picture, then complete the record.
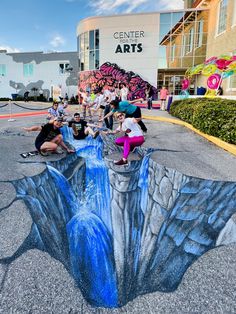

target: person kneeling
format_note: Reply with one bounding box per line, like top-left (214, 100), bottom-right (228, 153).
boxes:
top-left (104, 112), bottom-right (145, 166)
top-left (68, 112), bottom-right (99, 140)
top-left (23, 117), bottom-right (74, 156)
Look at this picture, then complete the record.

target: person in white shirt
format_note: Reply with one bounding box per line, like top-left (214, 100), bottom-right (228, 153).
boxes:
top-left (79, 91), bottom-right (92, 120)
top-left (103, 88), bottom-right (112, 102)
top-left (102, 88), bottom-right (113, 129)
top-left (91, 90), bottom-right (105, 120)
top-left (105, 112), bottom-right (145, 165)
top-left (120, 83), bottom-right (129, 101)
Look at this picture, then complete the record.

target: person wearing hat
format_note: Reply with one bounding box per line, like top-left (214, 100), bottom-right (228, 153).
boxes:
top-left (23, 117), bottom-right (74, 156)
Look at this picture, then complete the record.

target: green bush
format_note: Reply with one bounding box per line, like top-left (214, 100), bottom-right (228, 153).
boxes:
top-left (15, 96), bottom-right (48, 102)
top-left (170, 98), bottom-right (236, 144)
top-left (0, 98), bottom-right (11, 101)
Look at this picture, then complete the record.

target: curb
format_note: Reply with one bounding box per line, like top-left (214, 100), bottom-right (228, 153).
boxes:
top-left (143, 115), bottom-right (236, 157)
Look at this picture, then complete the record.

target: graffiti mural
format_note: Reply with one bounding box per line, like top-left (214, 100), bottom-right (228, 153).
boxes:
top-left (79, 62), bottom-right (158, 100)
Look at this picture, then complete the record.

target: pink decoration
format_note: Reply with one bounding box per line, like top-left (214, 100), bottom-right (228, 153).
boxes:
top-left (204, 56), bottom-right (217, 65)
top-left (207, 74), bottom-right (221, 90)
top-left (181, 79), bottom-right (190, 90)
top-left (215, 59), bottom-right (232, 70)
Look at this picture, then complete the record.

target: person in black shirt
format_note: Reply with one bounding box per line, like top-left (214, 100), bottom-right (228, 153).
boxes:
top-left (23, 117), bottom-right (74, 156)
top-left (145, 84), bottom-right (154, 110)
top-left (68, 113), bottom-right (99, 140)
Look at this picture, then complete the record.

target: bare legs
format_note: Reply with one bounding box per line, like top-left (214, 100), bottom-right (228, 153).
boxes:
top-left (40, 134), bottom-right (73, 153)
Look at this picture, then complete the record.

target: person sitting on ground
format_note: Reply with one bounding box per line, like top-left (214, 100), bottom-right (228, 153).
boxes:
top-left (68, 112), bottom-right (99, 140)
top-left (47, 102), bottom-right (60, 120)
top-left (104, 112), bottom-right (145, 165)
top-left (23, 117), bottom-right (74, 156)
top-left (58, 101), bottom-right (69, 118)
top-left (100, 98), bottom-right (147, 132)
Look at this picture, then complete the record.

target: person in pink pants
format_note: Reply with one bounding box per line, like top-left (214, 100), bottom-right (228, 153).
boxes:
top-left (104, 112), bottom-right (145, 166)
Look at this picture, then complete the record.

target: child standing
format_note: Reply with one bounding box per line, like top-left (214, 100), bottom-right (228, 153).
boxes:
top-left (160, 86), bottom-right (169, 111)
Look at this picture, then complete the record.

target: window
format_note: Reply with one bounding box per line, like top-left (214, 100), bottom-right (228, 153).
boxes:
top-left (229, 75), bottom-right (236, 89)
top-left (196, 19), bottom-right (203, 48)
top-left (232, 0), bottom-right (236, 26)
top-left (187, 27), bottom-right (194, 53)
top-left (59, 63), bottom-right (70, 74)
top-left (23, 63), bottom-right (33, 77)
top-left (181, 35), bottom-right (186, 57)
top-left (217, 0), bottom-right (228, 34)
top-left (78, 29), bottom-right (99, 71)
top-left (171, 44), bottom-right (175, 61)
top-left (95, 29), bottom-right (99, 49)
top-left (159, 9), bottom-right (208, 70)
top-left (0, 64), bottom-right (6, 76)
top-left (77, 36), bottom-right (80, 53)
top-left (229, 50), bottom-right (236, 89)
top-left (95, 50), bottom-right (99, 69)
top-left (89, 30), bottom-right (94, 50)
top-left (184, 29), bottom-right (193, 55)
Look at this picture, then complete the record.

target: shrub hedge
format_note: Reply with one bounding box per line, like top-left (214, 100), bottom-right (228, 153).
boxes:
top-left (170, 98), bottom-right (236, 144)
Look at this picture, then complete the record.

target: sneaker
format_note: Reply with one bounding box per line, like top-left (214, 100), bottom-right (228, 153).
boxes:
top-left (40, 150), bottom-right (50, 157)
top-left (114, 158), bottom-right (128, 166)
top-left (20, 153), bottom-right (29, 158)
top-left (72, 123), bottom-right (78, 136)
top-left (54, 147), bottom-right (64, 154)
top-left (93, 130), bottom-right (99, 139)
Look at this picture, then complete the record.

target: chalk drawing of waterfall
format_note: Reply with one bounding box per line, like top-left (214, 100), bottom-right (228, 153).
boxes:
top-left (1, 127), bottom-right (235, 309)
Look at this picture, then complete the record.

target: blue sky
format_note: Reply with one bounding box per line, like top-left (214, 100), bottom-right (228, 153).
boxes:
top-left (0, 0), bottom-right (184, 53)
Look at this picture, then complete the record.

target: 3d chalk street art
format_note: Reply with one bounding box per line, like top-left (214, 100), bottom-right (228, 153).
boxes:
top-left (0, 126), bottom-right (236, 308)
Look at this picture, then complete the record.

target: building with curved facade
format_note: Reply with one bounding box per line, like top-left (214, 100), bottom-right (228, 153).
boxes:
top-left (0, 0), bottom-right (235, 99)
top-left (77, 0), bottom-right (236, 97)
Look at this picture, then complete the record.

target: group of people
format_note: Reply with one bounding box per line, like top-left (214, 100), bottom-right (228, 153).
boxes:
top-left (23, 84), bottom-right (148, 165)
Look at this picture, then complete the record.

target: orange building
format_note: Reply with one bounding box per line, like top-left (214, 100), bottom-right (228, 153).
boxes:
top-left (159, 0), bottom-right (236, 95)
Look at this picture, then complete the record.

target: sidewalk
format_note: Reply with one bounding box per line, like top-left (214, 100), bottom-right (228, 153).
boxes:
top-left (0, 101), bottom-right (235, 313)
top-left (0, 102), bottom-right (235, 182)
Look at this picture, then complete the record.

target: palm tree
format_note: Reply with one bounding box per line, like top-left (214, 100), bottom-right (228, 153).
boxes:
top-left (31, 87), bottom-right (38, 101)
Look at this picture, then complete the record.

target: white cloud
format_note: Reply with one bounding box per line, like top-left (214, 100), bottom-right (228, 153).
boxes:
top-left (0, 45), bottom-right (21, 53)
top-left (89, 0), bottom-right (144, 14)
top-left (157, 0), bottom-right (184, 10)
top-left (50, 35), bottom-right (65, 48)
top-left (89, 0), bottom-right (183, 14)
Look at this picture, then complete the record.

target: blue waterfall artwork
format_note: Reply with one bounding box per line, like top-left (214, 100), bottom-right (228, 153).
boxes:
top-left (67, 212), bottom-right (118, 307)
top-left (1, 126), bottom-right (235, 309)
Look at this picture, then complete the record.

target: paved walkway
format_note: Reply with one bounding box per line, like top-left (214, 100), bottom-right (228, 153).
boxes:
top-left (0, 102), bottom-right (236, 313)
top-left (0, 102), bottom-right (235, 183)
